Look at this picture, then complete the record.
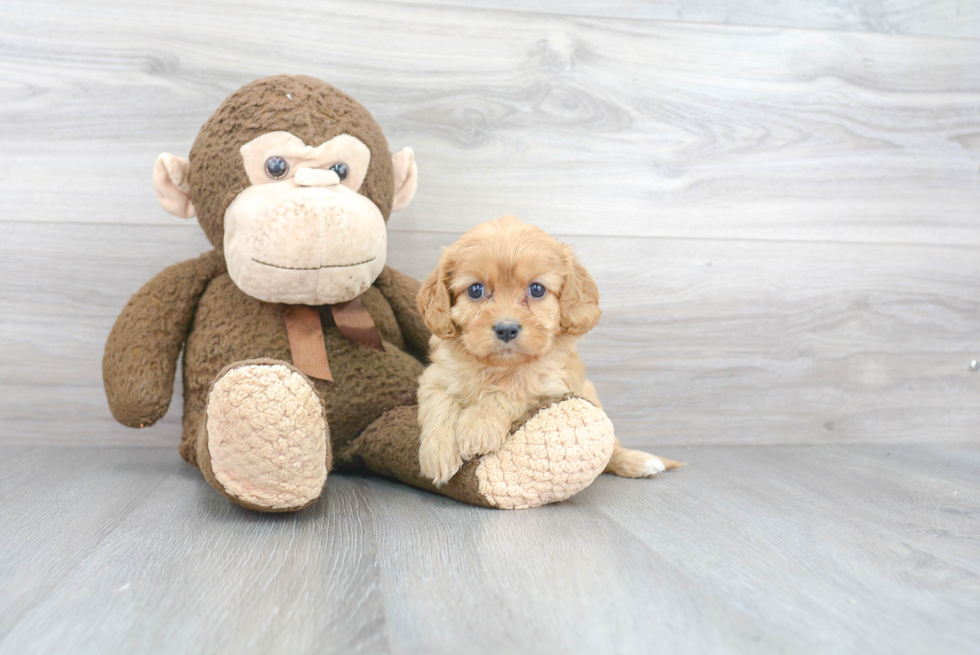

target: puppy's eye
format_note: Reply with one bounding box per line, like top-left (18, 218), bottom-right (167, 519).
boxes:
top-left (467, 283), bottom-right (485, 299)
top-left (529, 283), bottom-right (546, 298)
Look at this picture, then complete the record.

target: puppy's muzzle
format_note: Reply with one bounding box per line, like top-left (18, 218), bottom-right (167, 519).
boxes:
top-left (494, 321), bottom-right (521, 343)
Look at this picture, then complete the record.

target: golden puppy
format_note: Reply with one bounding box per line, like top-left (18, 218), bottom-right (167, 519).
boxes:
top-left (416, 215), bottom-right (680, 485)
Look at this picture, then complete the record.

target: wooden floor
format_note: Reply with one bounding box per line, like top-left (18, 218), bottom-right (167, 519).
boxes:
top-left (1, 444), bottom-right (978, 655)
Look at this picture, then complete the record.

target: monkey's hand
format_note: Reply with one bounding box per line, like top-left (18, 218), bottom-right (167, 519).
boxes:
top-left (374, 266), bottom-right (432, 363)
top-left (103, 250), bottom-right (224, 428)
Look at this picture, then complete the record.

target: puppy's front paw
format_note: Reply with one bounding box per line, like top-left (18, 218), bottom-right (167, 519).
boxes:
top-left (419, 434), bottom-right (464, 486)
top-left (605, 448), bottom-right (683, 478)
top-left (455, 407), bottom-right (509, 460)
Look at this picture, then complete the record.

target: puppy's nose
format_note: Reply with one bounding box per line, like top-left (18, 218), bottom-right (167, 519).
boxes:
top-left (494, 321), bottom-right (521, 342)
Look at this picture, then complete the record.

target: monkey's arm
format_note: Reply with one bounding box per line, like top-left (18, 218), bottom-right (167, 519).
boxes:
top-left (374, 266), bottom-right (432, 363)
top-left (103, 250), bottom-right (225, 428)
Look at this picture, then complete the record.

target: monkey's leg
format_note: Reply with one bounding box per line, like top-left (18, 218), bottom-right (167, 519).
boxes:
top-left (346, 397), bottom-right (615, 509)
top-left (195, 358), bottom-right (331, 512)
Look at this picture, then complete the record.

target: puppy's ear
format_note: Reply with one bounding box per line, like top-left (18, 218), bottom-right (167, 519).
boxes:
top-left (417, 248), bottom-right (457, 339)
top-left (559, 248), bottom-right (601, 335)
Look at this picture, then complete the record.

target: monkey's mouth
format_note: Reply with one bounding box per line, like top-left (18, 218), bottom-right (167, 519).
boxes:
top-left (251, 257), bottom-right (376, 271)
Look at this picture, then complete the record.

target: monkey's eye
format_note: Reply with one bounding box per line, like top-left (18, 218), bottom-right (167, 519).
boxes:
top-left (467, 283), bottom-right (485, 300)
top-left (529, 283), bottom-right (546, 298)
top-left (330, 162), bottom-right (349, 182)
top-left (264, 156), bottom-right (289, 179)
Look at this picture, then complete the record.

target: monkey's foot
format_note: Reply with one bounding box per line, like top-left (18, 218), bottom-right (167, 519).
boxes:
top-left (471, 397), bottom-right (615, 510)
top-left (198, 360), bottom-right (330, 512)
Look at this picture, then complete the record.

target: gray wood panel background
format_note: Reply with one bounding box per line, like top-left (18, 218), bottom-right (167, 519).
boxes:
top-left (1, 0), bottom-right (978, 447)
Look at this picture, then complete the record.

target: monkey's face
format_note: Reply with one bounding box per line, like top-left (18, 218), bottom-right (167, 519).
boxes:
top-left (153, 76), bottom-right (419, 306)
top-left (223, 131), bottom-right (387, 305)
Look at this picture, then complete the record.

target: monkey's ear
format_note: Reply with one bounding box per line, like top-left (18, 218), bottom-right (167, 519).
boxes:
top-left (417, 250), bottom-right (456, 339)
top-left (559, 248), bottom-right (602, 335)
top-left (391, 147), bottom-right (418, 212)
top-left (153, 153), bottom-right (197, 219)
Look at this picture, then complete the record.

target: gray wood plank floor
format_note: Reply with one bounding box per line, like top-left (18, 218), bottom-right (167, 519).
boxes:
top-left (1, 444), bottom-right (977, 655)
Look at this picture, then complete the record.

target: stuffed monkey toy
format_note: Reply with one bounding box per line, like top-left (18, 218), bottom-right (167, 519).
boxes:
top-left (103, 75), bottom-right (615, 512)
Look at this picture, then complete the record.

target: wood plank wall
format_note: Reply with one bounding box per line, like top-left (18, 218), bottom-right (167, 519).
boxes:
top-left (1, 0), bottom-right (978, 447)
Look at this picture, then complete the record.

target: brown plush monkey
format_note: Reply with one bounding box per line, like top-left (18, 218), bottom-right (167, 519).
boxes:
top-left (103, 75), bottom-right (615, 512)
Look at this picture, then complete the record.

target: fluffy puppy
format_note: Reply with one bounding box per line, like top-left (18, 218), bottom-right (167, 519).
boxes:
top-left (416, 215), bottom-right (681, 485)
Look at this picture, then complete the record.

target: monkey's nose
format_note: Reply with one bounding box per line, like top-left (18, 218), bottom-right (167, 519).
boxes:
top-left (493, 321), bottom-right (521, 342)
top-left (294, 167), bottom-right (341, 187)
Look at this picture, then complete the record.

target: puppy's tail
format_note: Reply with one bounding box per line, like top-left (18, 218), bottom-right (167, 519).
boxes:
top-left (656, 455), bottom-right (685, 470)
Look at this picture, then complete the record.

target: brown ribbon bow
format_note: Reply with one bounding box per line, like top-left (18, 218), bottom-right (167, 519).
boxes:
top-left (283, 297), bottom-right (385, 382)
